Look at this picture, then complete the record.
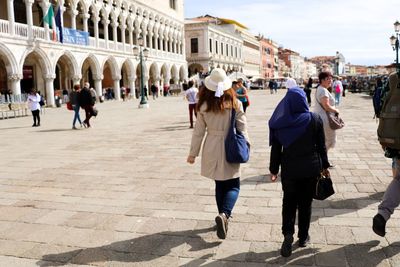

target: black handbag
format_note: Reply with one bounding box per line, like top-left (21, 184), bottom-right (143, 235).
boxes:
top-left (314, 173), bottom-right (335, 200)
top-left (225, 109), bottom-right (249, 163)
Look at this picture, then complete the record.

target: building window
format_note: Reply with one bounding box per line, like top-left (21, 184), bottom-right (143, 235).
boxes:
top-left (169, 0), bottom-right (177, 10)
top-left (191, 38), bottom-right (198, 53)
top-left (221, 43), bottom-right (223, 55)
top-left (231, 45), bottom-right (233, 57)
top-left (226, 44), bottom-right (229, 56)
top-left (215, 40), bottom-right (218, 54)
top-left (209, 39), bottom-right (212, 53)
top-left (235, 47), bottom-right (237, 58)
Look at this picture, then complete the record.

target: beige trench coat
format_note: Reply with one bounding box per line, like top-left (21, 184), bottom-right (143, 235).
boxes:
top-left (189, 100), bottom-right (250, 181)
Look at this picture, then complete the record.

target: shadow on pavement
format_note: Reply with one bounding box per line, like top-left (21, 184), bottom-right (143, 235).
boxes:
top-left (37, 227), bottom-right (220, 266)
top-left (37, 129), bottom-right (76, 132)
top-left (181, 240), bottom-right (400, 266)
top-left (157, 125), bottom-right (190, 131)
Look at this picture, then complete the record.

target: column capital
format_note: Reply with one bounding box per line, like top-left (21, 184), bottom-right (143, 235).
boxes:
top-left (112, 22), bottom-right (119, 28)
top-left (113, 75), bottom-right (122, 81)
top-left (93, 74), bottom-right (103, 80)
top-left (8, 74), bottom-right (22, 81)
top-left (102, 19), bottom-right (110, 25)
top-left (24, 0), bottom-right (34, 5)
top-left (128, 75), bottom-right (136, 80)
top-left (69, 10), bottom-right (79, 16)
top-left (44, 74), bottom-right (56, 80)
top-left (82, 14), bottom-right (90, 20)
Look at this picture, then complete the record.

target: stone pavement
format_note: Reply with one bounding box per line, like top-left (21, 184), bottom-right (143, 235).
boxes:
top-left (0, 90), bottom-right (398, 267)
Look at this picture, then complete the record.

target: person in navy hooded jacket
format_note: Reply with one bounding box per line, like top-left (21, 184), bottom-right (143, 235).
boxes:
top-left (269, 88), bottom-right (330, 257)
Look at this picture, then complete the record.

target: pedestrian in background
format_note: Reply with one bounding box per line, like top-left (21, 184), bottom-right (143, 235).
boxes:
top-left (269, 88), bottom-right (330, 257)
top-left (89, 87), bottom-right (97, 103)
top-left (79, 82), bottom-right (95, 128)
top-left (236, 78), bottom-right (249, 112)
top-left (69, 84), bottom-right (82, 129)
top-left (305, 77), bottom-right (313, 106)
top-left (313, 71), bottom-right (340, 156)
top-left (185, 80), bottom-right (198, 128)
top-left (27, 89), bottom-right (41, 127)
top-left (332, 77), bottom-right (343, 106)
top-left (187, 68), bottom-right (250, 240)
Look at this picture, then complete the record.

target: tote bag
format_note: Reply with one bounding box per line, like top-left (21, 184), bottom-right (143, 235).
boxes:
top-left (314, 173), bottom-right (335, 200)
top-left (225, 109), bottom-right (249, 163)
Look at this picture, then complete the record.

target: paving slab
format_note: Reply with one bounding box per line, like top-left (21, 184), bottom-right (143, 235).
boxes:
top-left (0, 90), bottom-right (397, 266)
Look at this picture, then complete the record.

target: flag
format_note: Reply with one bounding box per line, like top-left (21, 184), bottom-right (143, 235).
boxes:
top-left (55, 5), bottom-right (63, 43)
top-left (43, 5), bottom-right (57, 41)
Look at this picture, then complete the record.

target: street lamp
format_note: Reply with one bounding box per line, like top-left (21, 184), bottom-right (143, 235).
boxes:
top-left (390, 20), bottom-right (400, 73)
top-left (133, 34), bottom-right (150, 108)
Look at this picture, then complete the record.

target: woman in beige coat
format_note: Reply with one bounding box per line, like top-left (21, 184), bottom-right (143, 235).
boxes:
top-left (187, 68), bottom-right (250, 239)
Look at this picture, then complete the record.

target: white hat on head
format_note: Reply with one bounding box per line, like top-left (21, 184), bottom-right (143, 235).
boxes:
top-left (204, 68), bottom-right (232, 97)
top-left (285, 78), bottom-right (297, 89)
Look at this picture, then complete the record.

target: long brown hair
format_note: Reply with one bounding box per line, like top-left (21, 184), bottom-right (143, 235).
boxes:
top-left (197, 86), bottom-right (239, 113)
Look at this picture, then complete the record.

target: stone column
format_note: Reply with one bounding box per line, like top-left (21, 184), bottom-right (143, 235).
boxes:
top-left (154, 34), bottom-right (159, 50)
top-left (148, 32), bottom-right (153, 49)
top-left (9, 74), bottom-right (22, 98)
top-left (7, 0), bottom-right (15, 36)
top-left (70, 10), bottom-right (78, 30)
top-left (113, 76), bottom-right (121, 101)
top-left (128, 26), bottom-right (133, 50)
top-left (45, 75), bottom-right (56, 107)
top-left (112, 22), bottom-right (118, 49)
top-left (121, 25), bottom-right (126, 52)
top-left (72, 75), bottom-right (81, 86)
top-left (128, 75), bottom-right (136, 99)
top-left (103, 19), bottom-right (109, 49)
top-left (94, 78), bottom-right (102, 99)
top-left (93, 16), bottom-right (99, 47)
top-left (83, 14), bottom-right (90, 33)
top-left (142, 30), bottom-right (147, 47)
top-left (25, 0), bottom-right (34, 39)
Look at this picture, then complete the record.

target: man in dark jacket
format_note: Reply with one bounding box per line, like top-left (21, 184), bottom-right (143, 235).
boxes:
top-left (79, 82), bottom-right (95, 128)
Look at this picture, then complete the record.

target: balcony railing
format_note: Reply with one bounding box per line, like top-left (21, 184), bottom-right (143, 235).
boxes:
top-left (0, 19), bottom-right (184, 60)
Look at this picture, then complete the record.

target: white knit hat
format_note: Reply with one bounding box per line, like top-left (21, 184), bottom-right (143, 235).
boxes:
top-left (204, 68), bottom-right (232, 97)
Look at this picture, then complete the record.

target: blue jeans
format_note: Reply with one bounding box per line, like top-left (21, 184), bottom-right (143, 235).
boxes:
top-left (215, 178), bottom-right (240, 218)
top-left (335, 93), bottom-right (341, 106)
top-left (73, 105), bottom-right (82, 126)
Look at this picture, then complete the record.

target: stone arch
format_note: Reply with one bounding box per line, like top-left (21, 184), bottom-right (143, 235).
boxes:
top-left (0, 44), bottom-right (19, 96)
top-left (80, 54), bottom-right (101, 88)
top-left (20, 48), bottom-right (53, 102)
top-left (179, 65), bottom-right (187, 83)
top-left (170, 64), bottom-right (178, 84)
top-left (188, 63), bottom-right (203, 78)
top-left (54, 51), bottom-right (80, 92)
top-left (121, 58), bottom-right (135, 88)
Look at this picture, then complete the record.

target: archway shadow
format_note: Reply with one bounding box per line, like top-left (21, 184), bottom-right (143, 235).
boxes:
top-left (37, 129), bottom-right (74, 133)
top-left (182, 240), bottom-right (400, 266)
top-left (37, 227), bottom-right (220, 266)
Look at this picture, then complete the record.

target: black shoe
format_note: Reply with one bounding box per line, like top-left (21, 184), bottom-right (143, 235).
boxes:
top-left (299, 235), bottom-right (310, 247)
top-left (373, 214), bottom-right (386, 237)
top-left (280, 235), bottom-right (293, 257)
top-left (328, 164), bottom-right (335, 169)
top-left (32, 124), bottom-right (36, 127)
top-left (215, 213), bottom-right (227, 239)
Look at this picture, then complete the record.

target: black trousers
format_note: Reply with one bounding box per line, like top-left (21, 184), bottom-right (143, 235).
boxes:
top-left (281, 178), bottom-right (316, 240)
top-left (31, 109), bottom-right (40, 125)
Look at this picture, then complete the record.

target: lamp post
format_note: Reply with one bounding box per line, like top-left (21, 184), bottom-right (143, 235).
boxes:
top-left (133, 34), bottom-right (150, 108)
top-left (390, 20), bottom-right (400, 74)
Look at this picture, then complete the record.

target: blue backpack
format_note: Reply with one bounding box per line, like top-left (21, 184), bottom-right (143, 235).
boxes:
top-left (225, 108), bottom-right (250, 163)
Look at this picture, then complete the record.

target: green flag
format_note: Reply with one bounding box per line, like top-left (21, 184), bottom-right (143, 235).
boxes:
top-left (43, 5), bottom-right (54, 28)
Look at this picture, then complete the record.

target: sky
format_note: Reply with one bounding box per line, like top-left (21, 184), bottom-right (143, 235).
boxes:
top-left (184, 0), bottom-right (400, 66)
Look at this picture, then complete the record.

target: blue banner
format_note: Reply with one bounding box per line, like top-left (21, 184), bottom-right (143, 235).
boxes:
top-left (61, 28), bottom-right (89, 46)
